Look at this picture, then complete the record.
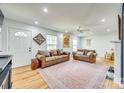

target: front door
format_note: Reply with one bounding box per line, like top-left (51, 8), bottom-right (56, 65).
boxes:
top-left (8, 27), bottom-right (32, 68)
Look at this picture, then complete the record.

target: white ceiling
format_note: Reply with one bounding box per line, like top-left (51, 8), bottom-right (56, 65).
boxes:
top-left (0, 3), bottom-right (121, 36)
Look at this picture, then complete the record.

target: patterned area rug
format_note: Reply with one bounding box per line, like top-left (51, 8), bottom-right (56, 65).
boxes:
top-left (37, 60), bottom-right (108, 89)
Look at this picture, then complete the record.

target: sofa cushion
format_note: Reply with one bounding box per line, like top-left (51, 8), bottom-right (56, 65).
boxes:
top-left (36, 54), bottom-right (45, 59)
top-left (51, 50), bottom-right (58, 56)
top-left (88, 50), bottom-right (96, 53)
top-left (77, 51), bottom-right (84, 55)
top-left (46, 57), bottom-right (56, 62)
top-left (75, 54), bottom-right (89, 58)
top-left (60, 50), bottom-right (64, 55)
top-left (57, 49), bottom-right (64, 55)
top-left (37, 50), bottom-right (50, 57)
top-left (87, 52), bottom-right (93, 56)
top-left (61, 55), bottom-right (68, 58)
top-left (54, 56), bottom-right (63, 59)
top-left (84, 50), bottom-right (89, 55)
top-left (75, 53), bottom-right (81, 57)
top-left (80, 55), bottom-right (89, 58)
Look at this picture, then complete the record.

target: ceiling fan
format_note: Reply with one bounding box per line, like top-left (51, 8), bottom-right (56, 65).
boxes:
top-left (77, 26), bottom-right (90, 33)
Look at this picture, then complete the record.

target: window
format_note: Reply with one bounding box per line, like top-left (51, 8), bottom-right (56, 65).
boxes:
top-left (86, 39), bottom-right (92, 47)
top-left (46, 35), bottom-right (57, 50)
top-left (73, 39), bottom-right (78, 51)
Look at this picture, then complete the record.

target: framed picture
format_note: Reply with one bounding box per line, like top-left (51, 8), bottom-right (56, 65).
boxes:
top-left (33, 33), bottom-right (46, 45)
top-left (63, 35), bottom-right (70, 48)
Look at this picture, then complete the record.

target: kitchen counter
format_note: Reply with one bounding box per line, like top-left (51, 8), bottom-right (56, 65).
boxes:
top-left (0, 56), bottom-right (12, 73)
top-left (0, 56), bottom-right (12, 89)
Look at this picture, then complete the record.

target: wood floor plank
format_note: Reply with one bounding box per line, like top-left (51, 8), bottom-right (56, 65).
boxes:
top-left (13, 79), bottom-right (47, 89)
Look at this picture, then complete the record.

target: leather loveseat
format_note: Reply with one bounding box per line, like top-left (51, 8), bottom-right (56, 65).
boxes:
top-left (72, 49), bottom-right (97, 63)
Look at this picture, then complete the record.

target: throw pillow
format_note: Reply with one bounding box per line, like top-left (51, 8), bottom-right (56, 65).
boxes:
top-left (37, 50), bottom-right (50, 57)
top-left (87, 52), bottom-right (93, 56)
top-left (57, 49), bottom-right (60, 55)
top-left (44, 51), bottom-right (51, 57)
top-left (51, 50), bottom-right (58, 56)
top-left (77, 51), bottom-right (84, 55)
top-left (57, 49), bottom-right (64, 55)
top-left (60, 49), bottom-right (64, 55)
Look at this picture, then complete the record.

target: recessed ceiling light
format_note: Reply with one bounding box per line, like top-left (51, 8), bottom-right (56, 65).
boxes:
top-left (34, 21), bottom-right (38, 25)
top-left (101, 18), bottom-right (105, 22)
top-left (43, 8), bottom-right (48, 13)
top-left (107, 29), bottom-right (110, 32)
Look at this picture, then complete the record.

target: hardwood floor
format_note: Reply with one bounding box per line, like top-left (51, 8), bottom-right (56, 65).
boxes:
top-left (12, 57), bottom-right (121, 89)
top-left (12, 65), bottom-right (48, 89)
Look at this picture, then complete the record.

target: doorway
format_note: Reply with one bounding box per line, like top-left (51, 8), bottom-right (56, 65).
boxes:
top-left (8, 27), bottom-right (32, 68)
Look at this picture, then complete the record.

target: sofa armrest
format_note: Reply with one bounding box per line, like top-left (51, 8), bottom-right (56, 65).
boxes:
top-left (93, 53), bottom-right (97, 56)
top-left (36, 54), bottom-right (46, 60)
top-left (89, 53), bottom-right (96, 58)
top-left (36, 54), bottom-right (46, 67)
top-left (89, 53), bottom-right (96, 63)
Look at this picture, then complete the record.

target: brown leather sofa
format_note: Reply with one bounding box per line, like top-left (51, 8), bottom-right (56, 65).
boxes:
top-left (72, 49), bottom-right (97, 63)
top-left (36, 49), bottom-right (70, 68)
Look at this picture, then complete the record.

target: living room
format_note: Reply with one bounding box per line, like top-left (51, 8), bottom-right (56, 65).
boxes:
top-left (0, 3), bottom-right (123, 89)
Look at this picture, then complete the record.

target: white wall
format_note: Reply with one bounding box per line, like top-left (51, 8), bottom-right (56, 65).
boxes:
top-left (113, 42), bottom-right (121, 86)
top-left (0, 32), bottom-right (1, 50)
top-left (2, 18), bottom-right (81, 58)
top-left (81, 32), bottom-right (117, 57)
top-left (1, 18), bottom-right (117, 58)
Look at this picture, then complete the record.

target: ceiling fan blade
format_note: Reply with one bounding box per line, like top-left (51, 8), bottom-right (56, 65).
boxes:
top-left (79, 29), bottom-right (90, 31)
top-left (77, 26), bottom-right (90, 33)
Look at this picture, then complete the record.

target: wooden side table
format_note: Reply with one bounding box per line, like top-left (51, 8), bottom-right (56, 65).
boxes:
top-left (31, 58), bottom-right (41, 70)
top-left (105, 52), bottom-right (114, 61)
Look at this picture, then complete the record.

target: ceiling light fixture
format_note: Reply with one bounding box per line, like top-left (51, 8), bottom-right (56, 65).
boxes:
top-left (43, 8), bottom-right (48, 13)
top-left (34, 21), bottom-right (38, 25)
top-left (77, 26), bottom-right (90, 33)
top-left (101, 18), bottom-right (105, 22)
